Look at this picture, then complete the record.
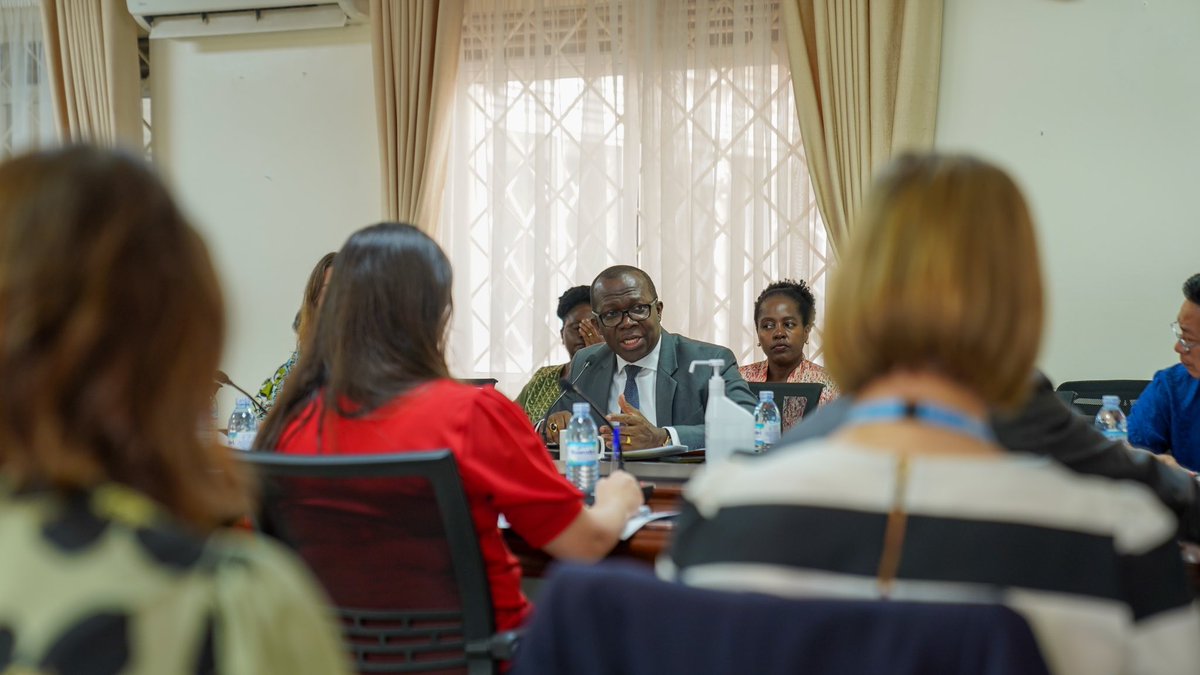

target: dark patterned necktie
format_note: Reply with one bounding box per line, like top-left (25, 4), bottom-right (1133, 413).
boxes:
top-left (623, 364), bottom-right (641, 410)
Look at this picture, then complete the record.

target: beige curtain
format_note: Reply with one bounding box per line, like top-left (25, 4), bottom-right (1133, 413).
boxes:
top-left (40, 0), bottom-right (141, 147)
top-left (370, 0), bottom-right (464, 233)
top-left (782, 0), bottom-right (943, 254)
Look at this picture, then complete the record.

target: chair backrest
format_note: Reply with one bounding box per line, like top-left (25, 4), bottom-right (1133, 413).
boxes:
top-left (241, 451), bottom-right (496, 675)
top-left (513, 562), bottom-right (1050, 675)
top-left (746, 381), bottom-right (824, 419)
top-left (1054, 389), bottom-right (1078, 407)
top-left (1055, 379), bottom-right (1150, 417)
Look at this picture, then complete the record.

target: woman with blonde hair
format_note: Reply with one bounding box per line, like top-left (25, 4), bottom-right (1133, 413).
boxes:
top-left (0, 147), bottom-right (349, 674)
top-left (666, 154), bottom-right (1200, 674)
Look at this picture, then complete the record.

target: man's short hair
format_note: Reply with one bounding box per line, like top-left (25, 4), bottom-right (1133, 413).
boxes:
top-left (591, 265), bottom-right (658, 308)
top-left (1183, 274), bottom-right (1200, 305)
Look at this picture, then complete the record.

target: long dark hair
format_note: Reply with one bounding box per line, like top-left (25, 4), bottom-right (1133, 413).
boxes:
top-left (0, 146), bottom-right (249, 530)
top-left (256, 222), bottom-right (454, 450)
top-left (295, 251), bottom-right (337, 346)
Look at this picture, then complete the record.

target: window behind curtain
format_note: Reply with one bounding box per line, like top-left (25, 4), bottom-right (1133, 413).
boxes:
top-left (440, 0), bottom-right (829, 395)
top-left (0, 0), bottom-right (55, 160)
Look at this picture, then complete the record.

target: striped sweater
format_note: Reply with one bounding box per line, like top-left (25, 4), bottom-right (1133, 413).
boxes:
top-left (662, 441), bottom-right (1200, 675)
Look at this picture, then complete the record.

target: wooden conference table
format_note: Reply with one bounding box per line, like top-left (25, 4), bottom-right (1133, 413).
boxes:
top-left (506, 459), bottom-right (1200, 595)
top-left (505, 459), bottom-right (693, 578)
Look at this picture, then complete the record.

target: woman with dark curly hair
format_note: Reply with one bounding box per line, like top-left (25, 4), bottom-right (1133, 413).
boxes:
top-left (739, 279), bottom-right (839, 430)
top-left (514, 285), bottom-right (603, 423)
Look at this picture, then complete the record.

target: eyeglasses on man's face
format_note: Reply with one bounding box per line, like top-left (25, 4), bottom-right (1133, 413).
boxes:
top-left (595, 299), bottom-right (657, 328)
top-left (1171, 321), bottom-right (1195, 353)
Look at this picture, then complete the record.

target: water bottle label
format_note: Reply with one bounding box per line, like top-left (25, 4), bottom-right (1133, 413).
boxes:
top-left (565, 440), bottom-right (597, 466)
top-left (228, 430), bottom-right (257, 451)
top-left (755, 423), bottom-right (780, 448)
top-left (1101, 429), bottom-right (1127, 442)
top-left (763, 425), bottom-right (780, 446)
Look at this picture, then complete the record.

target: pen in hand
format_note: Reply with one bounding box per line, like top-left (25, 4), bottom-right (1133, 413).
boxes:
top-left (611, 421), bottom-right (623, 472)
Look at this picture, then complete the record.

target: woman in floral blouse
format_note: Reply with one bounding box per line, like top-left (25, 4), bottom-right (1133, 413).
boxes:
top-left (739, 279), bottom-right (839, 430)
top-left (255, 251), bottom-right (335, 419)
top-left (515, 285), bottom-right (603, 423)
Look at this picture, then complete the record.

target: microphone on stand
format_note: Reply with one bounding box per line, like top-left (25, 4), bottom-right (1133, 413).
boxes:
top-left (215, 370), bottom-right (269, 416)
top-left (558, 373), bottom-right (609, 426)
top-left (536, 357), bottom-right (596, 435)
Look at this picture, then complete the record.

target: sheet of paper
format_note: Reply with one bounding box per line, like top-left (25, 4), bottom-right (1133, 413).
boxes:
top-left (621, 509), bottom-right (678, 540)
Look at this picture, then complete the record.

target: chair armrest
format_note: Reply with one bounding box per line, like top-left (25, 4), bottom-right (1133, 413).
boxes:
top-left (466, 629), bottom-right (522, 662)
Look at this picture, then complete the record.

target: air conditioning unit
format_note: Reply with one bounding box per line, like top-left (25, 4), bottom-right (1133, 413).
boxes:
top-left (126, 0), bottom-right (370, 39)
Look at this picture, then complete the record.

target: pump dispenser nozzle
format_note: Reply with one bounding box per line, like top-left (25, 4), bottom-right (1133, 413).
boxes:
top-left (689, 359), bottom-right (727, 400)
top-left (688, 358), bottom-right (725, 378)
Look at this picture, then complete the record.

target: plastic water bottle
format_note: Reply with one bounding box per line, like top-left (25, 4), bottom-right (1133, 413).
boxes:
top-left (754, 390), bottom-right (781, 451)
top-left (563, 402), bottom-right (600, 496)
top-left (199, 395), bottom-right (221, 442)
top-left (227, 397), bottom-right (258, 451)
top-left (1094, 395), bottom-right (1128, 443)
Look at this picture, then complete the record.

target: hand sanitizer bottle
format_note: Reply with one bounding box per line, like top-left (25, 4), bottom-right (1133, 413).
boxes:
top-left (688, 359), bottom-right (755, 467)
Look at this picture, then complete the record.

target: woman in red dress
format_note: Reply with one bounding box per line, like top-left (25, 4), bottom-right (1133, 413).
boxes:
top-left (255, 222), bottom-right (643, 632)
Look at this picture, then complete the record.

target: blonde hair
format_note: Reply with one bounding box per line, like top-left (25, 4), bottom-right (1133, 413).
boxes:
top-left (823, 153), bottom-right (1043, 410)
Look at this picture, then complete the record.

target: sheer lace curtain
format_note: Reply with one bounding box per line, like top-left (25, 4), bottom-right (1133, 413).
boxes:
top-left (0, 0), bottom-right (56, 159)
top-left (440, 0), bottom-right (829, 395)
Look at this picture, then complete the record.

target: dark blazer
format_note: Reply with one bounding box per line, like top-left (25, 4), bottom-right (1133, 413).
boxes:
top-left (546, 331), bottom-right (756, 450)
top-left (781, 373), bottom-right (1200, 543)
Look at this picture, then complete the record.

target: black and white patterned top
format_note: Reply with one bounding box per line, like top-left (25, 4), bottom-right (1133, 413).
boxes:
top-left (0, 481), bottom-right (350, 675)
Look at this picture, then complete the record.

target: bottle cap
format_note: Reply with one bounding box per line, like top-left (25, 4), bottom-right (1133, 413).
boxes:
top-left (1102, 395), bottom-right (1120, 406)
top-left (759, 390), bottom-right (774, 401)
top-left (235, 396), bottom-right (251, 409)
top-left (572, 402), bottom-right (590, 415)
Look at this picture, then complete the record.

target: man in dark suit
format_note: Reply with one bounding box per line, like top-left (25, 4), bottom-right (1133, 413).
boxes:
top-left (782, 372), bottom-right (1200, 542)
top-left (544, 265), bottom-right (756, 450)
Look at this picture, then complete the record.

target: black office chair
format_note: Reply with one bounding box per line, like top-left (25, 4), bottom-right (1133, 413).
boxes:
top-left (241, 451), bottom-right (517, 675)
top-left (1054, 389), bottom-right (1078, 408)
top-left (746, 382), bottom-right (825, 422)
top-left (1055, 380), bottom-right (1149, 417)
top-left (513, 562), bottom-right (1049, 675)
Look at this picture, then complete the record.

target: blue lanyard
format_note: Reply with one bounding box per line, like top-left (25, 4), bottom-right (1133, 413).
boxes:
top-left (845, 398), bottom-right (995, 444)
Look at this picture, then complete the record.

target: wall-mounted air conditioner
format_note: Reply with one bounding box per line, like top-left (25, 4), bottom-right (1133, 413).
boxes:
top-left (126, 0), bottom-right (370, 39)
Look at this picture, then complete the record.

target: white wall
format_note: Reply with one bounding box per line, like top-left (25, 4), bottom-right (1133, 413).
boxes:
top-left (936, 0), bottom-right (1200, 385)
top-left (150, 25), bottom-right (380, 418)
top-left (147, 2), bottom-right (1200, 410)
